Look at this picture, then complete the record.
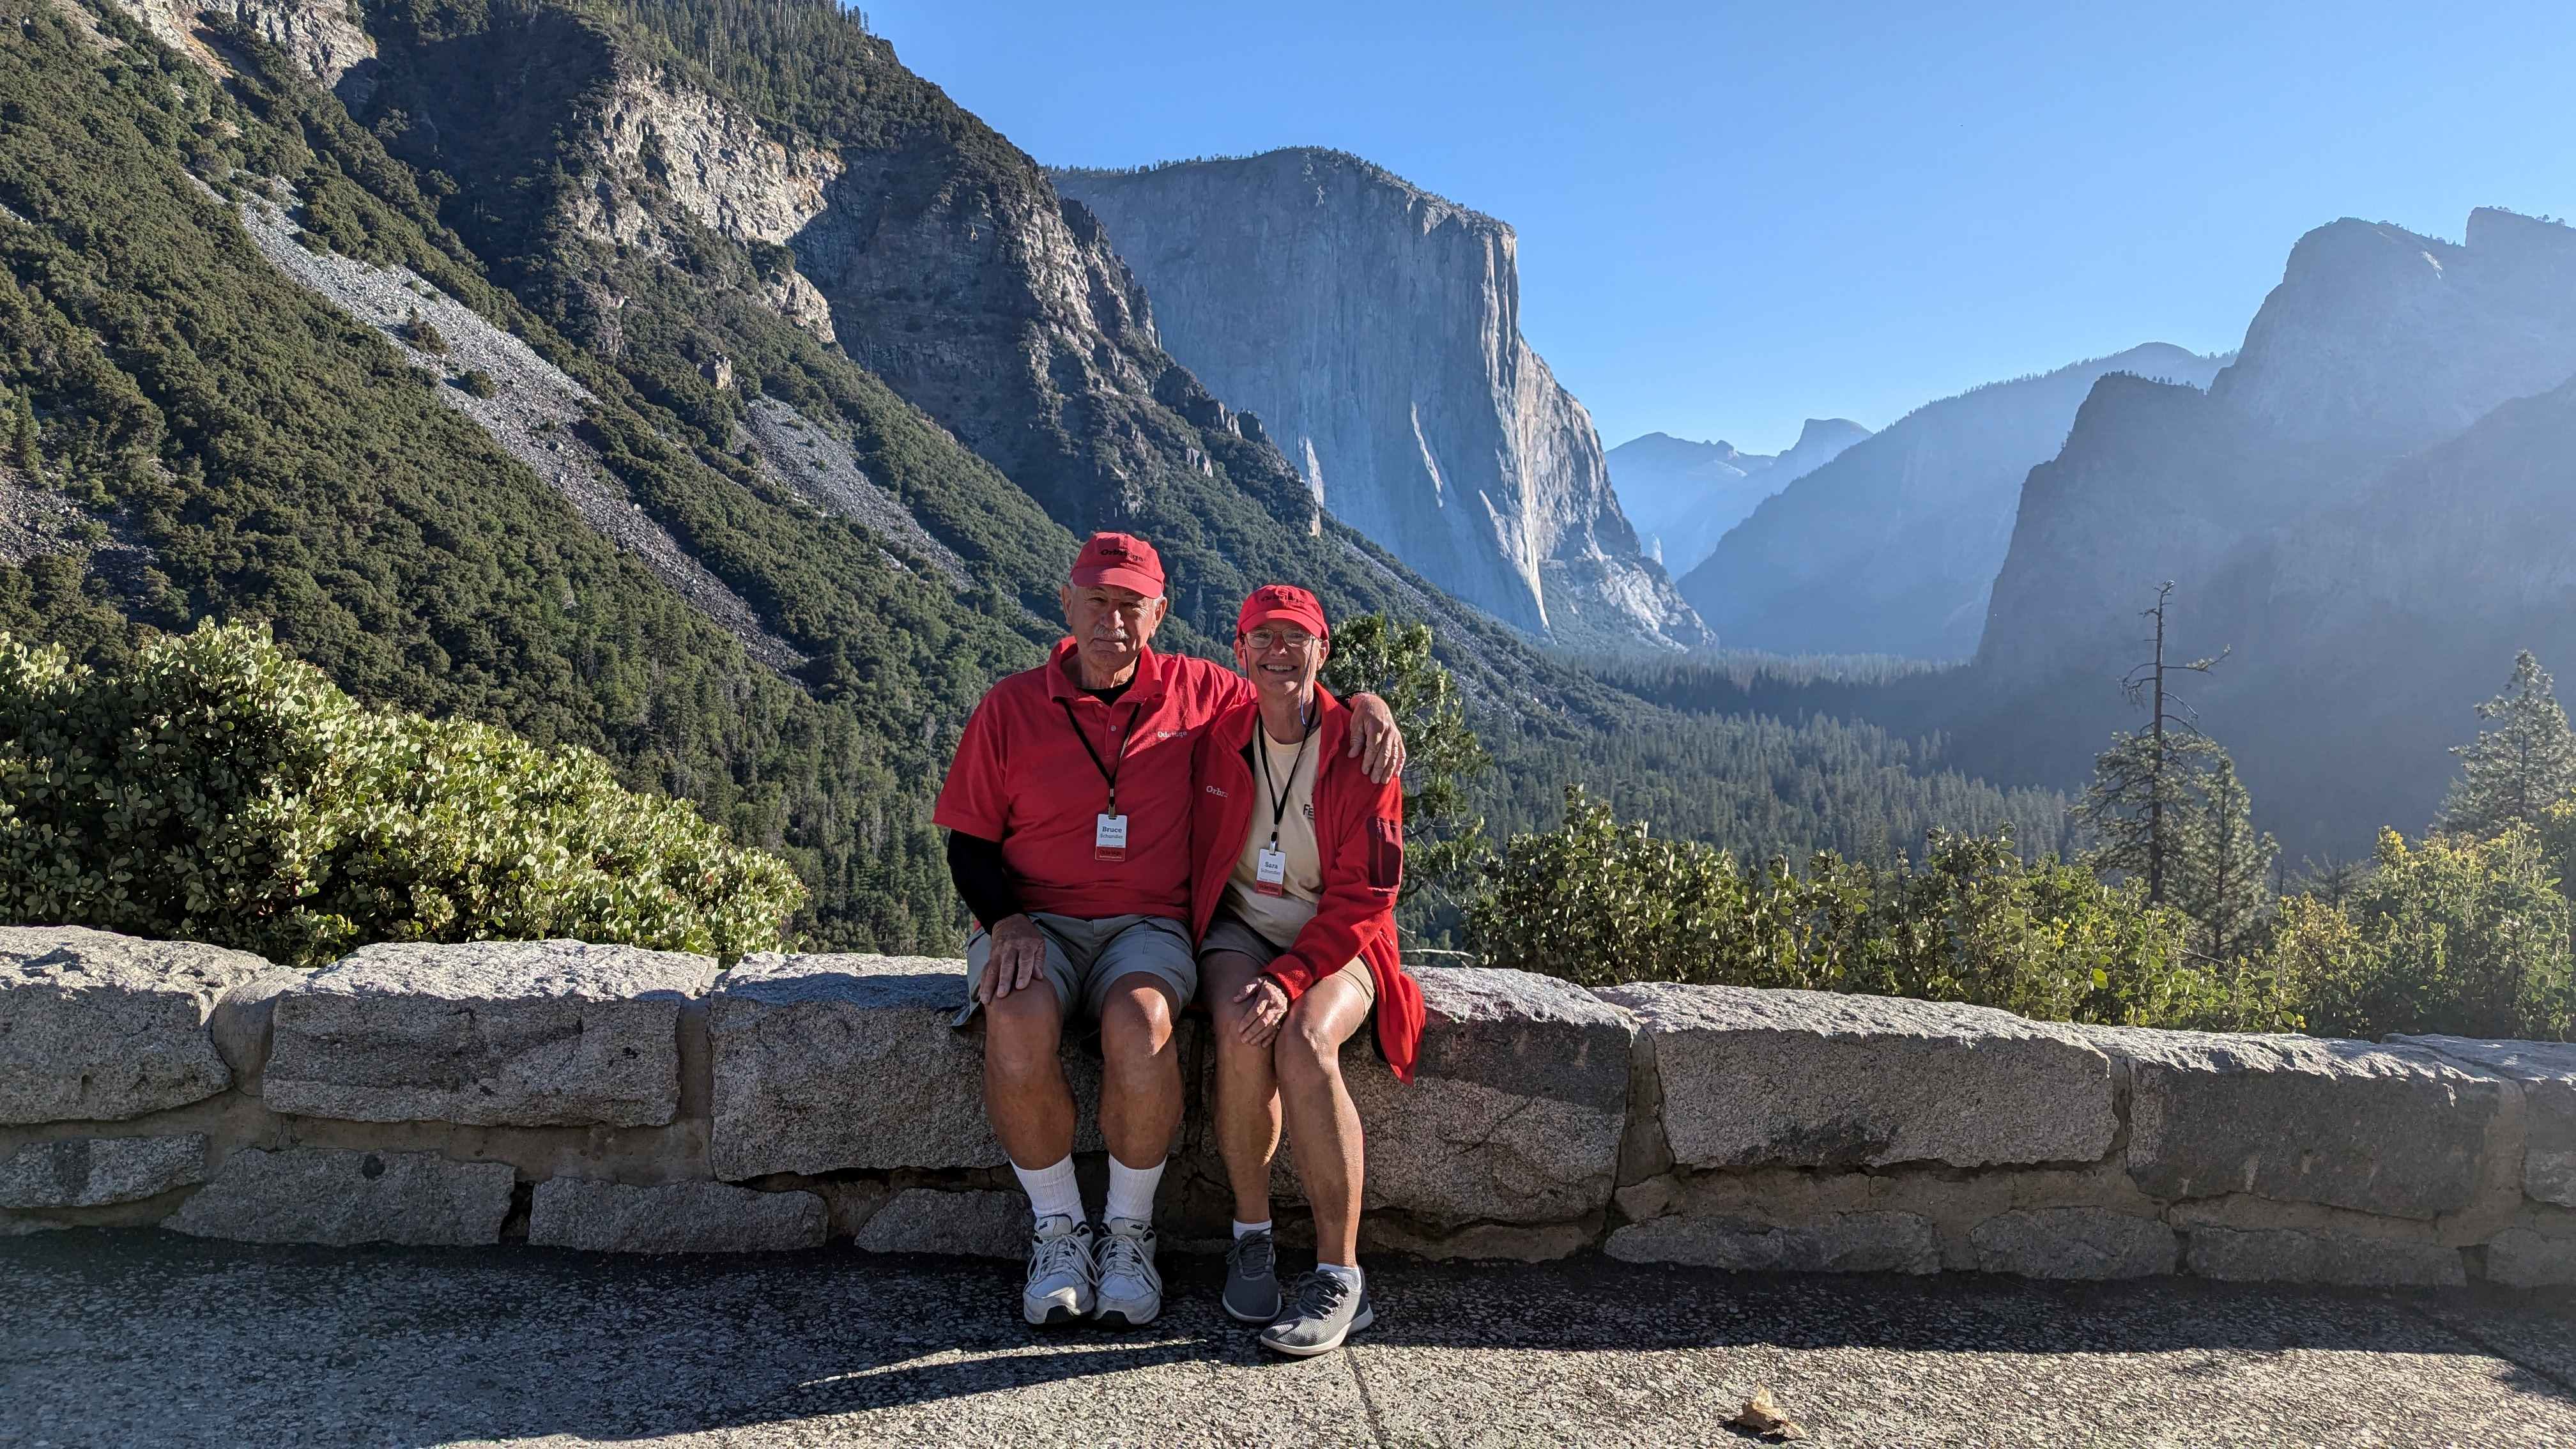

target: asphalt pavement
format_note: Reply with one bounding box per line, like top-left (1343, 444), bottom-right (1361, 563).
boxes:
top-left (4, 1230), bottom-right (2575, 1446)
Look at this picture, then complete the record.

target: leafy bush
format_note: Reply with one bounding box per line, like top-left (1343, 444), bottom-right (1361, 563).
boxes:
top-left (403, 308), bottom-right (448, 355)
top-left (2266, 825), bottom-right (2572, 1041)
top-left (0, 624), bottom-right (806, 965)
top-left (1468, 786), bottom-right (2287, 1030)
top-left (456, 369), bottom-right (498, 399)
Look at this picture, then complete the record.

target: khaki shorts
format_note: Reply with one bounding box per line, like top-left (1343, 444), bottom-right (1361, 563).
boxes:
top-left (1198, 910), bottom-right (1376, 1006)
top-left (953, 912), bottom-right (1198, 1027)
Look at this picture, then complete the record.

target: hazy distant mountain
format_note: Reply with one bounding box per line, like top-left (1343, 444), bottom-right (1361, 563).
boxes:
top-left (1959, 208), bottom-right (2576, 850)
top-left (1054, 149), bottom-right (1710, 651)
top-left (1680, 344), bottom-right (2227, 659)
top-left (1982, 210), bottom-right (2576, 687)
top-left (1607, 418), bottom-right (1869, 576)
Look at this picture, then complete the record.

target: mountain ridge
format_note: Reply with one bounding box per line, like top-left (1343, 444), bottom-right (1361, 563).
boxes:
top-left (1606, 417), bottom-right (1869, 579)
top-left (1683, 342), bottom-right (2225, 660)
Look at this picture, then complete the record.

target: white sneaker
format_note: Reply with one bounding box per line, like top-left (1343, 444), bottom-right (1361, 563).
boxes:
top-left (1092, 1216), bottom-right (1162, 1326)
top-left (1023, 1214), bottom-right (1096, 1326)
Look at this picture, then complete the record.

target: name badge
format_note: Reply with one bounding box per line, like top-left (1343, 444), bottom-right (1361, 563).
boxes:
top-left (1094, 813), bottom-right (1128, 861)
top-left (1255, 847), bottom-right (1289, 896)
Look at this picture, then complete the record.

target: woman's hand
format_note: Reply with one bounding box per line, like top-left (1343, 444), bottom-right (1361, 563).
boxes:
top-left (1233, 974), bottom-right (1291, 1046)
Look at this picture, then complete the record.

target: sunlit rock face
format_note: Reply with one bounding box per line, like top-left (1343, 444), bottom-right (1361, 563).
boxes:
top-left (1055, 149), bottom-right (1708, 651)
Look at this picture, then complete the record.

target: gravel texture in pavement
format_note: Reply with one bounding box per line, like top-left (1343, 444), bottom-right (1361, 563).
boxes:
top-left (5, 1230), bottom-right (2575, 1446)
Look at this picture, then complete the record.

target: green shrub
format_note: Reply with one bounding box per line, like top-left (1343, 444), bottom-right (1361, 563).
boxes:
top-left (2267, 826), bottom-right (2572, 1041)
top-left (403, 308), bottom-right (448, 355)
top-left (1467, 786), bottom-right (2287, 1030)
top-left (456, 369), bottom-right (498, 399)
top-left (0, 623), bottom-right (806, 965)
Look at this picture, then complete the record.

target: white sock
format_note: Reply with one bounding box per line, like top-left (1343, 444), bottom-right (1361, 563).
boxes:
top-left (1317, 1261), bottom-right (1363, 1292)
top-left (1105, 1154), bottom-right (1165, 1223)
top-left (1013, 1155), bottom-right (1084, 1225)
top-left (1233, 1218), bottom-right (1273, 1239)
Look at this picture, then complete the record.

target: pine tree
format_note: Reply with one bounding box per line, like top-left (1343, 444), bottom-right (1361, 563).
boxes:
top-left (2287, 852), bottom-right (2372, 910)
top-left (2073, 583), bottom-right (2227, 906)
top-left (4, 389), bottom-right (38, 478)
top-left (2179, 751), bottom-right (2276, 960)
top-left (2439, 650), bottom-right (2576, 836)
top-left (1319, 612), bottom-right (1491, 913)
top-left (2076, 726), bottom-right (2218, 903)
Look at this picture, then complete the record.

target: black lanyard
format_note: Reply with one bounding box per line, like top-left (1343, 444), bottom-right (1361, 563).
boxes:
top-left (1255, 703), bottom-right (1315, 850)
top-left (1060, 700), bottom-right (1143, 815)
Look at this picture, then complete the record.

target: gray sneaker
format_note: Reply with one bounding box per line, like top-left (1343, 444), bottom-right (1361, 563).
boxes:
top-left (1092, 1216), bottom-right (1163, 1326)
top-left (1022, 1215), bottom-right (1095, 1326)
top-left (1258, 1269), bottom-right (1374, 1357)
top-left (1222, 1228), bottom-right (1282, 1323)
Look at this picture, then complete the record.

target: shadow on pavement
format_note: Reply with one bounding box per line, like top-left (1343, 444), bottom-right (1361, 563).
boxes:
top-left (6, 1229), bottom-right (2573, 1445)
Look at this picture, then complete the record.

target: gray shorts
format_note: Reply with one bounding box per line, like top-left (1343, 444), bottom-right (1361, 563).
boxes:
top-left (953, 912), bottom-right (1199, 1026)
top-left (1198, 911), bottom-right (1376, 1006)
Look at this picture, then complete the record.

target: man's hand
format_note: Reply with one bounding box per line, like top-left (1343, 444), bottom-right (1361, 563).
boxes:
top-left (1346, 693), bottom-right (1407, 785)
top-left (977, 914), bottom-right (1050, 1004)
top-left (1233, 974), bottom-right (1291, 1046)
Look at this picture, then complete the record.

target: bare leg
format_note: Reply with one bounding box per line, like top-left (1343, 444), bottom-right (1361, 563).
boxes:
top-left (1095, 974), bottom-right (1183, 1172)
top-left (983, 985), bottom-right (1075, 1170)
top-left (1203, 951), bottom-right (1282, 1223)
top-left (1273, 974), bottom-right (1373, 1266)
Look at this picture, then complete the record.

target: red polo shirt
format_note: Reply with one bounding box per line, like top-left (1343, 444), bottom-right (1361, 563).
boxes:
top-left (935, 640), bottom-right (1254, 922)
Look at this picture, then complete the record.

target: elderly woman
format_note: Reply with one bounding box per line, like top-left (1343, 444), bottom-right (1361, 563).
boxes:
top-left (1189, 585), bottom-right (1425, 1356)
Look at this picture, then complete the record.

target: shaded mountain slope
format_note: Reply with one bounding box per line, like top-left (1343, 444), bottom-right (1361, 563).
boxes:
top-left (1951, 209), bottom-right (2576, 854)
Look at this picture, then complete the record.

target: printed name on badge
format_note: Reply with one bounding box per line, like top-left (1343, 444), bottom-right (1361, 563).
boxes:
top-left (1094, 811), bottom-right (1128, 862)
top-left (1255, 845), bottom-right (1289, 896)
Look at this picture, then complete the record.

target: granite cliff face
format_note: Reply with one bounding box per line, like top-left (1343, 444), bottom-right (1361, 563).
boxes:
top-left (1607, 418), bottom-right (1868, 578)
top-left (1687, 345), bottom-right (2224, 661)
top-left (1054, 149), bottom-right (1709, 650)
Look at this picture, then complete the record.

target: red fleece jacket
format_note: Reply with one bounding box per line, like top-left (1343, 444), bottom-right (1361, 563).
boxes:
top-left (1189, 686), bottom-right (1425, 1084)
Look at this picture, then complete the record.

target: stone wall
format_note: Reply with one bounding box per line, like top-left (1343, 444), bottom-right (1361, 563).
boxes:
top-left (7, 926), bottom-right (2573, 1287)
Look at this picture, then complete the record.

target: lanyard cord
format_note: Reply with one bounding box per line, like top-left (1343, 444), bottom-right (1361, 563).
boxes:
top-left (1255, 698), bottom-right (1315, 849)
top-left (1059, 699), bottom-right (1144, 813)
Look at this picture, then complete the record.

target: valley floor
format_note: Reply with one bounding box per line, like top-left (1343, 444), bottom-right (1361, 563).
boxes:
top-left (7, 1235), bottom-right (2575, 1446)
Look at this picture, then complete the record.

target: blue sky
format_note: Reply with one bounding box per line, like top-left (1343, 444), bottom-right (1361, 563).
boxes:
top-left (864, 1), bottom-right (2576, 454)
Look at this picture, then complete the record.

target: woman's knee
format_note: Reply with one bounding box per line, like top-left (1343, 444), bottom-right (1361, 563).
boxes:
top-left (1275, 1008), bottom-right (1343, 1084)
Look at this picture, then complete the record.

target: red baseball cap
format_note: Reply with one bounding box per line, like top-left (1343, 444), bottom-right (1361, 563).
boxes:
top-left (1069, 532), bottom-right (1165, 596)
top-left (1236, 584), bottom-right (1328, 640)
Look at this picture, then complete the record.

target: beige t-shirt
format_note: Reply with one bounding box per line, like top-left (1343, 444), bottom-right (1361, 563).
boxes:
top-left (1224, 725), bottom-right (1324, 948)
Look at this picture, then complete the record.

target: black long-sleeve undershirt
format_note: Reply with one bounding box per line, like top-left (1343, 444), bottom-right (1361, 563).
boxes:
top-left (945, 829), bottom-right (1023, 930)
top-left (944, 678), bottom-right (1133, 928)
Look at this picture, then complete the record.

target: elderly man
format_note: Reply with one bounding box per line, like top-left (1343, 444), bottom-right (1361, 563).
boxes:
top-left (935, 533), bottom-right (1404, 1328)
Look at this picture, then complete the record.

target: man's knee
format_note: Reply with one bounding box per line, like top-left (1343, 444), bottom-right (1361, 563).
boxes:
top-left (1098, 979), bottom-right (1177, 1062)
top-left (983, 988), bottom-right (1064, 1078)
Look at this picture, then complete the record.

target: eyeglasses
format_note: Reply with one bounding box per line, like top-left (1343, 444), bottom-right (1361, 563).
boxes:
top-left (1245, 627), bottom-right (1318, 652)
